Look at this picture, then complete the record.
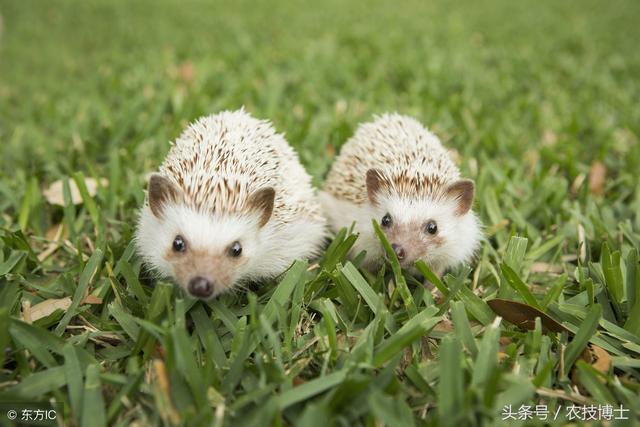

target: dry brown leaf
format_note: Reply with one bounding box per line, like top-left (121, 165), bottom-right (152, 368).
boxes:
top-left (178, 61), bottom-right (195, 84)
top-left (434, 319), bottom-right (454, 333)
top-left (21, 297), bottom-right (72, 322)
top-left (81, 295), bottom-right (103, 305)
top-left (487, 299), bottom-right (568, 333)
top-left (45, 223), bottom-right (63, 241)
top-left (575, 344), bottom-right (611, 374)
top-left (153, 359), bottom-right (181, 425)
top-left (292, 377), bottom-right (306, 386)
top-left (325, 144), bottom-right (336, 157)
top-left (38, 223), bottom-right (67, 262)
top-left (588, 161), bottom-right (606, 196)
top-left (590, 344), bottom-right (612, 374)
top-left (43, 177), bottom-right (108, 206)
top-left (499, 336), bottom-right (513, 347)
top-left (21, 300), bottom-right (32, 324)
top-left (571, 344), bottom-right (612, 389)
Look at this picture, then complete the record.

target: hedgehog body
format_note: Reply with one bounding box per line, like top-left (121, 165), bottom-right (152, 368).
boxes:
top-left (136, 109), bottom-right (325, 298)
top-left (321, 113), bottom-right (481, 274)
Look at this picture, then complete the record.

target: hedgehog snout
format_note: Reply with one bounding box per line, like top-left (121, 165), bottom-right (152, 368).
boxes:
top-left (391, 243), bottom-right (406, 261)
top-left (188, 276), bottom-right (214, 299)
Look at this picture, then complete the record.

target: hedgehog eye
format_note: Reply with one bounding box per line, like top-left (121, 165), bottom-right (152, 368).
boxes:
top-left (381, 213), bottom-right (393, 228)
top-left (425, 220), bottom-right (438, 235)
top-left (228, 241), bottom-right (242, 258)
top-left (172, 235), bottom-right (187, 252)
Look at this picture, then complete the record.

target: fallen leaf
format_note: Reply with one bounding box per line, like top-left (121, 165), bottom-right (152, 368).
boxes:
top-left (585, 344), bottom-right (612, 374)
top-left (325, 144), bottom-right (336, 157)
top-left (434, 319), bottom-right (454, 333)
top-left (153, 359), bottom-right (181, 425)
top-left (38, 223), bottom-right (67, 262)
top-left (21, 301), bottom-right (32, 324)
top-left (45, 223), bottom-right (63, 241)
top-left (571, 344), bottom-right (612, 388)
top-left (21, 297), bottom-right (72, 322)
top-left (43, 177), bottom-right (108, 206)
top-left (499, 336), bottom-right (513, 347)
top-left (487, 299), bottom-right (568, 333)
top-left (81, 295), bottom-right (103, 305)
top-left (178, 61), bottom-right (195, 84)
top-left (588, 161), bottom-right (606, 196)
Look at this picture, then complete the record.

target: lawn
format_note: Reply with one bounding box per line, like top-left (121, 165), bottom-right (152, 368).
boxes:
top-left (1, 0), bottom-right (640, 425)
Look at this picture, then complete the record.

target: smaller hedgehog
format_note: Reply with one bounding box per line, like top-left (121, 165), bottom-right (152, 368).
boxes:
top-left (320, 113), bottom-right (481, 276)
top-left (135, 109), bottom-right (325, 299)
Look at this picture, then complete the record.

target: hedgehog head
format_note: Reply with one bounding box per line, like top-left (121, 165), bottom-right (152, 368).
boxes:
top-left (136, 174), bottom-right (275, 299)
top-left (365, 168), bottom-right (480, 271)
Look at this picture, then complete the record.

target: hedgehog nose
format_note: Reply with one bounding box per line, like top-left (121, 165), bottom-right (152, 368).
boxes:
top-left (188, 276), bottom-right (213, 298)
top-left (391, 244), bottom-right (405, 261)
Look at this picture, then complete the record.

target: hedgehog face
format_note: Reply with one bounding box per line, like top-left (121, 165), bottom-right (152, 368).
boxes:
top-left (136, 174), bottom-right (275, 299)
top-left (366, 169), bottom-right (478, 271)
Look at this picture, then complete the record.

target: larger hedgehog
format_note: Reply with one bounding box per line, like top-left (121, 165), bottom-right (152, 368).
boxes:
top-left (320, 113), bottom-right (481, 275)
top-left (136, 110), bottom-right (325, 299)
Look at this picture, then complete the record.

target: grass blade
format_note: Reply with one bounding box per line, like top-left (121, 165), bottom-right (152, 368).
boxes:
top-left (55, 248), bottom-right (104, 335)
top-left (275, 370), bottom-right (347, 408)
top-left (564, 304), bottom-right (602, 373)
top-left (373, 307), bottom-right (440, 367)
top-left (451, 300), bottom-right (478, 357)
top-left (81, 364), bottom-right (106, 427)
top-left (437, 336), bottom-right (464, 424)
top-left (501, 263), bottom-right (540, 309)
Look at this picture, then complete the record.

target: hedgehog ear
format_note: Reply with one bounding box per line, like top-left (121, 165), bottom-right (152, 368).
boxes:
top-left (445, 179), bottom-right (475, 216)
top-left (366, 168), bottom-right (388, 205)
top-left (148, 174), bottom-right (181, 218)
top-left (248, 187), bottom-right (275, 228)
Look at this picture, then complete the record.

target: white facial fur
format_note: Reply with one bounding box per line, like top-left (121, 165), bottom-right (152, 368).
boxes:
top-left (135, 201), bottom-right (326, 297)
top-left (374, 194), bottom-right (481, 272)
top-left (319, 191), bottom-right (481, 273)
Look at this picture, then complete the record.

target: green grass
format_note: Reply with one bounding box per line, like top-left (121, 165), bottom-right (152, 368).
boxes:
top-left (1, 0), bottom-right (640, 425)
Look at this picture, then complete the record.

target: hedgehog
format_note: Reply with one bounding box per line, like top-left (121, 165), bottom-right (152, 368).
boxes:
top-left (320, 113), bottom-right (482, 276)
top-left (135, 109), bottom-right (326, 299)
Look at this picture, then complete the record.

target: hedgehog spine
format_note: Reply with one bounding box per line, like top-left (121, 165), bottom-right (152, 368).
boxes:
top-left (321, 113), bottom-right (481, 274)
